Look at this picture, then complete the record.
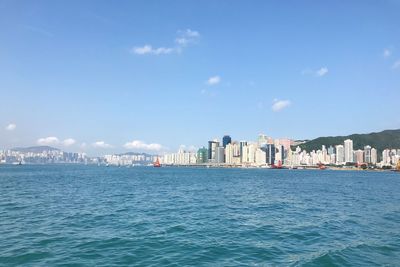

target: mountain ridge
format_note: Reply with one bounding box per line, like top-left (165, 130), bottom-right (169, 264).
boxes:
top-left (295, 129), bottom-right (400, 152)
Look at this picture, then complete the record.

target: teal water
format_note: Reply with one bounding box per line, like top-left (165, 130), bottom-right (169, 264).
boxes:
top-left (0, 165), bottom-right (399, 266)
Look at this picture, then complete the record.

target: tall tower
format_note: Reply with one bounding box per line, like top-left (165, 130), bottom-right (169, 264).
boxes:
top-left (344, 139), bottom-right (353, 163)
top-left (222, 135), bottom-right (232, 148)
top-left (364, 145), bottom-right (371, 163)
top-left (207, 140), bottom-right (219, 162)
top-left (336, 145), bottom-right (345, 164)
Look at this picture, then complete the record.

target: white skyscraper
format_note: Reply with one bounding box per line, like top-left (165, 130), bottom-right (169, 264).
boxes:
top-left (371, 148), bottom-right (378, 164)
top-left (336, 145), bottom-right (345, 164)
top-left (344, 139), bottom-right (353, 163)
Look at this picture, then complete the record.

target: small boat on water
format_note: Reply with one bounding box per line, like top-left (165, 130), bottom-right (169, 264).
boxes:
top-left (271, 160), bottom-right (283, 169)
top-left (153, 157), bottom-right (161, 167)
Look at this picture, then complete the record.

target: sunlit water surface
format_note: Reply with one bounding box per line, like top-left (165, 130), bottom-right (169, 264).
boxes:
top-left (0, 165), bottom-right (399, 266)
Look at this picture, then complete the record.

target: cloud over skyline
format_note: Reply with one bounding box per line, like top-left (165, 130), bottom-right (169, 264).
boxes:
top-left (37, 136), bottom-right (60, 145)
top-left (92, 141), bottom-right (113, 148)
top-left (62, 138), bottom-right (76, 146)
top-left (37, 137), bottom-right (77, 147)
top-left (124, 140), bottom-right (163, 151)
top-left (5, 123), bottom-right (16, 131)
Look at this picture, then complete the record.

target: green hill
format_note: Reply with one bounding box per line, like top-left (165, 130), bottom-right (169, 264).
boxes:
top-left (295, 129), bottom-right (400, 152)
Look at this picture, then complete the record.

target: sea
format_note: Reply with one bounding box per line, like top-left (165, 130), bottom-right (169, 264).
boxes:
top-left (0, 165), bottom-right (399, 266)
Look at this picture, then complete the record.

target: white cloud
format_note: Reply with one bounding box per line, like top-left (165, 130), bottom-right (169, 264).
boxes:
top-left (207, 75), bottom-right (221, 85)
top-left (316, 67), bottom-right (328, 77)
top-left (124, 140), bottom-right (163, 151)
top-left (383, 48), bottom-right (391, 58)
top-left (5, 123), bottom-right (16, 131)
top-left (302, 67), bottom-right (329, 77)
top-left (92, 141), bottom-right (113, 148)
top-left (62, 138), bottom-right (76, 146)
top-left (37, 136), bottom-right (60, 145)
top-left (392, 60), bottom-right (400, 69)
top-left (131, 45), bottom-right (174, 55)
top-left (272, 99), bottom-right (291, 112)
top-left (175, 29), bottom-right (200, 46)
top-left (131, 29), bottom-right (200, 56)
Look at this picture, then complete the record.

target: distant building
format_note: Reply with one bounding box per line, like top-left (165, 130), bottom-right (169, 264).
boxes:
top-left (222, 135), bottom-right (232, 148)
top-left (208, 140), bottom-right (219, 162)
top-left (225, 144), bottom-right (234, 164)
top-left (354, 149), bottom-right (364, 164)
top-left (336, 145), bottom-right (345, 164)
top-left (239, 141), bottom-right (247, 162)
top-left (266, 144), bottom-right (276, 165)
top-left (327, 146), bottom-right (335, 155)
top-left (344, 139), bottom-right (354, 163)
top-left (371, 148), bottom-right (378, 165)
top-left (255, 148), bottom-right (267, 165)
top-left (196, 147), bottom-right (208, 164)
top-left (258, 134), bottom-right (269, 147)
top-left (364, 145), bottom-right (371, 164)
top-left (215, 146), bottom-right (225, 164)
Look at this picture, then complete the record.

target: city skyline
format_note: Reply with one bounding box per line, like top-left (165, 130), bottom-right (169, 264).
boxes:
top-left (1, 1), bottom-right (400, 155)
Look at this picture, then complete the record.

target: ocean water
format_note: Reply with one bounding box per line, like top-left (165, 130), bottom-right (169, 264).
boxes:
top-left (0, 165), bottom-right (399, 266)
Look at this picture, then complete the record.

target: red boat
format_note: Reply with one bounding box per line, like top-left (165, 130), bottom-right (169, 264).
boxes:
top-left (272, 160), bottom-right (283, 169)
top-left (153, 157), bottom-right (161, 167)
top-left (317, 162), bottom-right (326, 170)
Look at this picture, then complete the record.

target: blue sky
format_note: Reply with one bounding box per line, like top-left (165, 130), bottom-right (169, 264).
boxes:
top-left (1, 0), bottom-right (399, 155)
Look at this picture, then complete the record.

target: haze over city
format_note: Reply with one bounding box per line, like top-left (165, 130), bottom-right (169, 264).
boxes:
top-left (1, 0), bottom-right (399, 155)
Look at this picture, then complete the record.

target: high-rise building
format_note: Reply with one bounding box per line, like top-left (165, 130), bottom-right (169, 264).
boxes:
top-left (196, 147), bottom-right (208, 164)
top-left (258, 134), bottom-right (269, 147)
top-left (328, 146), bottom-right (335, 155)
top-left (241, 144), bottom-right (249, 163)
top-left (266, 144), bottom-right (276, 165)
top-left (215, 146), bottom-right (225, 164)
top-left (247, 143), bottom-right (257, 163)
top-left (255, 148), bottom-right (267, 165)
top-left (225, 143), bottom-right (234, 164)
top-left (239, 141), bottom-right (247, 162)
top-left (208, 140), bottom-right (219, 162)
top-left (354, 149), bottom-right (364, 164)
top-left (222, 135), bottom-right (232, 148)
top-left (344, 139), bottom-right (354, 163)
top-left (364, 145), bottom-right (371, 164)
top-left (336, 145), bottom-right (345, 164)
top-left (371, 148), bottom-right (377, 164)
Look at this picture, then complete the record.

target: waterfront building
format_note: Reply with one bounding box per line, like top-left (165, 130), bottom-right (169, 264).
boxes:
top-left (371, 148), bottom-right (378, 164)
top-left (327, 146), bottom-right (335, 155)
top-left (330, 153), bottom-right (336, 164)
top-left (255, 148), bottom-right (267, 165)
top-left (247, 143), bottom-right (257, 164)
top-left (354, 149), bottom-right (364, 164)
top-left (344, 139), bottom-right (354, 163)
top-left (277, 138), bottom-right (292, 150)
top-left (196, 147), bottom-right (208, 164)
top-left (208, 140), bottom-right (219, 162)
top-left (266, 144), bottom-right (276, 165)
top-left (222, 135), bottom-right (232, 148)
top-left (225, 144), bottom-right (234, 164)
top-left (364, 145), bottom-right (371, 164)
top-left (336, 145), bottom-right (345, 164)
top-left (239, 141), bottom-right (247, 162)
top-left (215, 146), bottom-right (225, 164)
